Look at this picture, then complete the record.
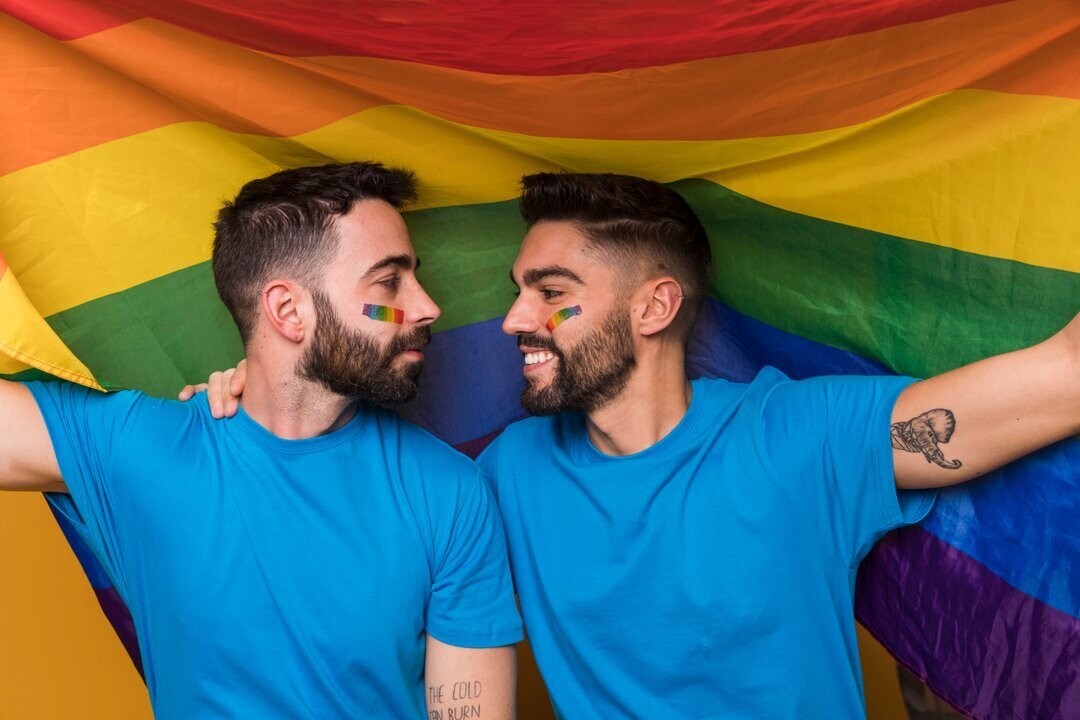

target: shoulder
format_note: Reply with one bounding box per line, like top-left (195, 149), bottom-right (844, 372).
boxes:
top-left (695, 367), bottom-right (913, 410)
top-left (480, 414), bottom-right (562, 461)
top-left (376, 409), bottom-right (481, 480)
top-left (475, 414), bottom-right (571, 496)
top-left (751, 370), bottom-right (917, 468)
top-left (25, 382), bottom-right (201, 426)
top-left (692, 367), bottom-right (793, 398)
top-left (490, 414), bottom-right (557, 446)
top-left (25, 380), bottom-right (132, 407)
top-left (690, 370), bottom-right (914, 444)
top-left (759, 371), bottom-right (916, 417)
top-left (688, 368), bottom-right (791, 422)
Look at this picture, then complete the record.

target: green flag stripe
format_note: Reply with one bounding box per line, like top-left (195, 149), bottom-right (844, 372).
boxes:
top-left (676, 179), bottom-right (1080, 377)
top-left (0, 368), bottom-right (57, 383)
top-left (34, 181), bottom-right (1079, 393)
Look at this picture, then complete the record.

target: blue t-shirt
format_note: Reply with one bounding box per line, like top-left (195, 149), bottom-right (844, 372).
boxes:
top-left (478, 369), bottom-right (934, 719)
top-left (28, 382), bottom-right (522, 720)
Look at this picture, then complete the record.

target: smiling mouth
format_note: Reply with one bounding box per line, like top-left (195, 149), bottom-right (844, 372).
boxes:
top-left (523, 350), bottom-right (556, 367)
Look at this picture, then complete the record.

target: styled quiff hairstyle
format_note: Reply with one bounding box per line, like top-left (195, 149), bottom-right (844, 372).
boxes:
top-left (213, 162), bottom-right (416, 343)
top-left (519, 172), bottom-right (712, 342)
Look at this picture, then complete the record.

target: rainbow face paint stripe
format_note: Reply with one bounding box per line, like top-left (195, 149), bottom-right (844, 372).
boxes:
top-left (361, 304), bottom-right (404, 324)
top-left (546, 305), bottom-right (582, 332)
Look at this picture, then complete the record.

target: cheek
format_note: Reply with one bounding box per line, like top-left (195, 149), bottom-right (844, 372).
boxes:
top-left (552, 301), bottom-right (600, 337)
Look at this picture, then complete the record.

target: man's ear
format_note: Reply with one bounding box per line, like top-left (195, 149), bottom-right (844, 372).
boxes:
top-left (260, 280), bottom-right (308, 343)
top-left (634, 277), bottom-right (683, 337)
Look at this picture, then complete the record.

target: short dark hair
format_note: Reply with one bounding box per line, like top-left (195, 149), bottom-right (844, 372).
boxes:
top-left (213, 162), bottom-right (416, 343)
top-left (519, 172), bottom-right (711, 342)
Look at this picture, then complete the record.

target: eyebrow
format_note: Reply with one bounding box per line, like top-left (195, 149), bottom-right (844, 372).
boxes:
top-left (363, 254), bottom-right (416, 277)
top-left (511, 265), bottom-right (584, 287)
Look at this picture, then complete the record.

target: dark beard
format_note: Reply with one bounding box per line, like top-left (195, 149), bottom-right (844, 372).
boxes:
top-left (299, 291), bottom-right (429, 406)
top-left (520, 307), bottom-right (636, 415)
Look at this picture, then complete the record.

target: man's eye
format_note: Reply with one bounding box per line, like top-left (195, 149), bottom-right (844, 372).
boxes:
top-left (378, 276), bottom-right (400, 290)
top-left (542, 289), bottom-right (563, 300)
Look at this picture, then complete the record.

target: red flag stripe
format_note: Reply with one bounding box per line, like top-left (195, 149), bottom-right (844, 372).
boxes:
top-left (2, 0), bottom-right (1012, 74)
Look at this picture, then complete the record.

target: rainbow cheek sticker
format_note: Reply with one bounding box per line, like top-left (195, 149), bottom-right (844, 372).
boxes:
top-left (361, 303), bottom-right (405, 324)
top-left (546, 305), bottom-right (582, 332)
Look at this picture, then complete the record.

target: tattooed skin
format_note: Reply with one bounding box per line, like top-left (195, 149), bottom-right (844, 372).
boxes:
top-left (891, 408), bottom-right (963, 470)
top-left (428, 680), bottom-right (483, 720)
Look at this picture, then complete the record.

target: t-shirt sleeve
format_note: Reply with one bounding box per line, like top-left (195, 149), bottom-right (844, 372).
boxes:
top-left (25, 381), bottom-right (141, 591)
top-left (425, 469), bottom-right (523, 648)
top-left (759, 373), bottom-right (936, 566)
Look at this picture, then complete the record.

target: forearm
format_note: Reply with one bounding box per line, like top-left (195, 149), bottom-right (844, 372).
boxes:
top-left (425, 635), bottom-right (516, 720)
top-left (892, 314), bottom-right (1080, 488)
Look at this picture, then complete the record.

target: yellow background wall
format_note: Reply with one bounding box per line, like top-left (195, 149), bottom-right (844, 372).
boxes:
top-left (0, 493), bottom-right (151, 720)
top-left (0, 492), bottom-right (908, 719)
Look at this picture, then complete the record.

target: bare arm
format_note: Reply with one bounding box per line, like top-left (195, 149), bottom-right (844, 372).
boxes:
top-left (892, 312), bottom-right (1080, 489)
top-left (425, 634), bottom-right (516, 720)
top-left (0, 379), bottom-right (66, 492)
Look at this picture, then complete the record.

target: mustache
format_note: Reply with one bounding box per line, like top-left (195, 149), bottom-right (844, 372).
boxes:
top-left (517, 334), bottom-right (558, 352)
top-left (387, 326), bottom-right (432, 356)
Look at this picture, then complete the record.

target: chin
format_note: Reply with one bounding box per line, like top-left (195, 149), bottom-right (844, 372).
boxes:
top-left (519, 390), bottom-right (567, 416)
top-left (394, 356), bottom-right (423, 373)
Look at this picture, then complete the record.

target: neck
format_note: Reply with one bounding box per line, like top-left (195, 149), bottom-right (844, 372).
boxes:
top-left (239, 355), bottom-right (359, 439)
top-left (584, 347), bottom-right (692, 456)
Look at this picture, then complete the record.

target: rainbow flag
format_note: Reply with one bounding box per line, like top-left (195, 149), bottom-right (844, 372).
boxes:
top-left (1, 1), bottom-right (1078, 717)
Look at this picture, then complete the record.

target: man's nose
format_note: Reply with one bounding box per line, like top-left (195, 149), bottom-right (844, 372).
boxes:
top-left (501, 295), bottom-right (541, 336)
top-left (407, 282), bottom-right (441, 326)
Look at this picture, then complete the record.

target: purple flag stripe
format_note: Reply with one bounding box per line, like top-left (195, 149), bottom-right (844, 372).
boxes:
top-left (856, 525), bottom-right (1080, 720)
top-left (94, 585), bottom-right (143, 678)
top-left (454, 428), bottom-right (504, 460)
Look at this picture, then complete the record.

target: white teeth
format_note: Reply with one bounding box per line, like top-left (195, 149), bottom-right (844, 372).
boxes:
top-left (524, 351), bottom-right (556, 366)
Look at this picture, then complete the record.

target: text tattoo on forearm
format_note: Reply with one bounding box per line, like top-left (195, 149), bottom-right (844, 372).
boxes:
top-left (428, 680), bottom-right (482, 719)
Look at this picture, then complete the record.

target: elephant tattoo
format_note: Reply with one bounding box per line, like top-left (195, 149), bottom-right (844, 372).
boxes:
top-left (891, 408), bottom-right (962, 470)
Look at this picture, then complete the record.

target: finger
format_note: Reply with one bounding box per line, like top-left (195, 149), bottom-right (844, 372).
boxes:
top-left (230, 359), bottom-right (247, 395)
top-left (178, 383), bottom-right (208, 401)
top-left (223, 367), bottom-right (243, 417)
top-left (217, 369), bottom-right (235, 415)
top-left (207, 371), bottom-right (226, 418)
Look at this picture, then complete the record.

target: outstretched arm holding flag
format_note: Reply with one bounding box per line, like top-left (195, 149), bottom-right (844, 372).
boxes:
top-left (891, 311), bottom-right (1080, 488)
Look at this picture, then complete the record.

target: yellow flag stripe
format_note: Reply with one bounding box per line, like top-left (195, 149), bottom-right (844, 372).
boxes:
top-left (0, 271), bottom-right (103, 387)
top-left (714, 90), bottom-right (1080, 274)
